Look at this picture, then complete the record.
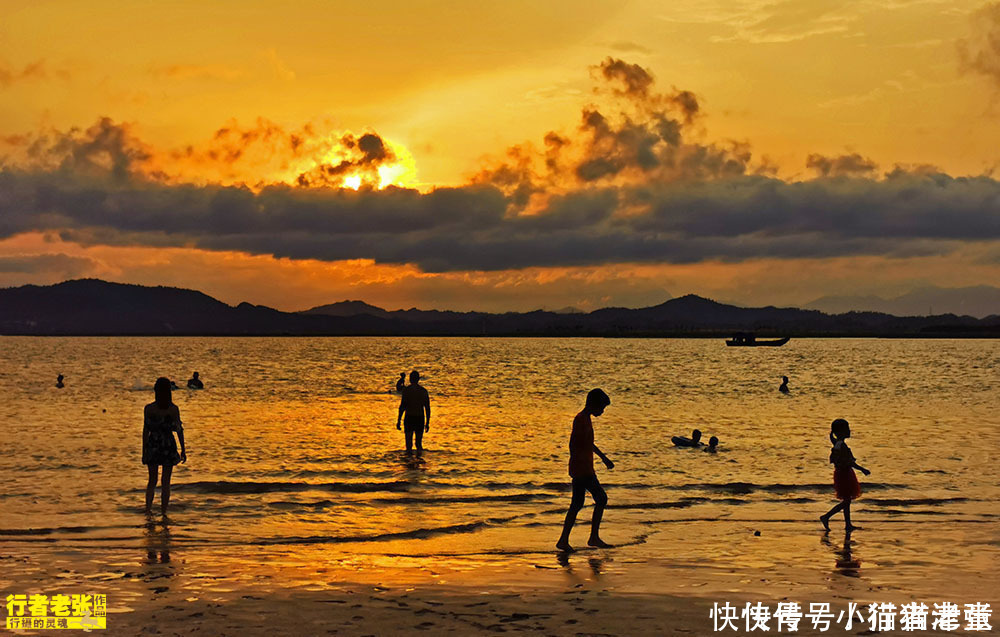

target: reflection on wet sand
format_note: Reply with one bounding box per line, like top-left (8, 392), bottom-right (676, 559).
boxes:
top-left (556, 551), bottom-right (611, 581)
top-left (822, 531), bottom-right (861, 578)
top-left (143, 521), bottom-right (176, 586)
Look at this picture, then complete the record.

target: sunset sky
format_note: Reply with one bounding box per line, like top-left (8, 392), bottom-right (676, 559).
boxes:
top-left (3, 0), bottom-right (1000, 312)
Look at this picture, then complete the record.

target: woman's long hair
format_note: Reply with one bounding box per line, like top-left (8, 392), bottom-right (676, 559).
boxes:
top-left (153, 377), bottom-right (173, 409)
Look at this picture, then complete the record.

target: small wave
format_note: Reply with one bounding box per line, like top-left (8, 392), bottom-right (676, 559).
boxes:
top-left (171, 480), bottom-right (413, 495)
top-left (0, 523), bottom-right (145, 537)
top-left (261, 493), bottom-right (551, 512)
top-left (610, 501), bottom-right (698, 510)
top-left (371, 493), bottom-right (551, 505)
top-left (864, 497), bottom-right (970, 507)
top-left (249, 514), bottom-right (524, 546)
top-left (670, 482), bottom-right (906, 495)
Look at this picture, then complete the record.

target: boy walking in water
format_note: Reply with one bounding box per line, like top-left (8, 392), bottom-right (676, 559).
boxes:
top-left (396, 370), bottom-right (431, 454)
top-left (820, 418), bottom-right (870, 532)
top-left (557, 388), bottom-right (614, 552)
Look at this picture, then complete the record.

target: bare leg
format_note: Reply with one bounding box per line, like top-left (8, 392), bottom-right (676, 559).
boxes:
top-left (844, 501), bottom-right (860, 531)
top-left (404, 425), bottom-right (414, 453)
top-left (145, 464), bottom-right (158, 515)
top-left (414, 425), bottom-right (424, 455)
top-left (587, 482), bottom-right (612, 548)
top-left (557, 481), bottom-right (585, 551)
top-left (160, 464), bottom-right (173, 515)
top-left (820, 501), bottom-right (845, 531)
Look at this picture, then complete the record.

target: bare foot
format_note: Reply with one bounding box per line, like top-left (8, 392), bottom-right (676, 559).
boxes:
top-left (556, 541), bottom-right (575, 553)
top-left (588, 538), bottom-right (613, 548)
top-left (845, 525), bottom-right (862, 532)
top-left (819, 515), bottom-right (830, 532)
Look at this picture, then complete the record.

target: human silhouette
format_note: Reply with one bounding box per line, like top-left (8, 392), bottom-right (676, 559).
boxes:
top-left (704, 436), bottom-right (719, 453)
top-left (186, 371), bottom-right (204, 389)
top-left (672, 428), bottom-right (702, 447)
top-left (55, 374), bottom-right (64, 388)
top-left (556, 388), bottom-right (615, 552)
top-left (395, 372), bottom-right (406, 393)
top-left (779, 376), bottom-right (789, 393)
top-left (396, 370), bottom-right (430, 454)
top-left (143, 377), bottom-right (187, 516)
top-left (820, 418), bottom-right (870, 532)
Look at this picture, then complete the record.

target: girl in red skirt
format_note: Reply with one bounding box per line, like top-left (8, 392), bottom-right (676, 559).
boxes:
top-left (820, 418), bottom-right (870, 532)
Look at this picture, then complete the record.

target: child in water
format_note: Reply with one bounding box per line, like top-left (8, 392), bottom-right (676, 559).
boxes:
top-left (820, 418), bottom-right (870, 532)
top-left (704, 436), bottom-right (719, 453)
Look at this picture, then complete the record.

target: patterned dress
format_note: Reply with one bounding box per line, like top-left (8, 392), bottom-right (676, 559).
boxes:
top-left (143, 406), bottom-right (182, 466)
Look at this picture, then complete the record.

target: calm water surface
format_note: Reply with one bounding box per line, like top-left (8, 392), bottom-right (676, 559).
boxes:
top-left (1, 337), bottom-right (998, 600)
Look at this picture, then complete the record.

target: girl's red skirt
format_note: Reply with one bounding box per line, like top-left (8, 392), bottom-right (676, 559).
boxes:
top-left (834, 467), bottom-right (861, 501)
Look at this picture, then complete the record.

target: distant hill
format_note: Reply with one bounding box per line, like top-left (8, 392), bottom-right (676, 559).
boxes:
top-left (807, 286), bottom-right (1000, 319)
top-left (0, 279), bottom-right (997, 337)
top-left (302, 300), bottom-right (392, 319)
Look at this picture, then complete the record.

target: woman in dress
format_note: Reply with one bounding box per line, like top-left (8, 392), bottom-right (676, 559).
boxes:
top-left (143, 377), bottom-right (187, 515)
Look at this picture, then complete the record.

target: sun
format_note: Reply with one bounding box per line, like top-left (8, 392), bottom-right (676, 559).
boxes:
top-left (344, 174), bottom-right (363, 190)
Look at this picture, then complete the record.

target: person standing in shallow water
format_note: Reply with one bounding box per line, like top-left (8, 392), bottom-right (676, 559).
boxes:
top-left (557, 388), bottom-right (615, 552)
top-left (820, 418), bottom-right (870, 533)
top-left (143, 377), bottom-right (187, 516)
top-left (779, 376), bottom-right (789, 393)
top-left (396, 370), bottom-right (430, 454)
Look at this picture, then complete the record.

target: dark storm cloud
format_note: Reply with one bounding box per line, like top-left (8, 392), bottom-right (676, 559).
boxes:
top-left (3, 58), bottom-right (1000, 272)
top-left (3, 164), bottom-right (1000, 271)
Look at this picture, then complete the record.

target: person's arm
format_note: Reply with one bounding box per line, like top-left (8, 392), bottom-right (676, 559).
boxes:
top-left (174, 407), bottom-right (187, 463)
top-left (852, 460), bottom-right (869, 476)
top-left (594, 445), bottom-right (614, 470)
top-left (397, 397), bottom-right (404, 430)
top-left (424, 392), bottom-right (431, 432)
top-left (142, 407), bottom-right (151, 449)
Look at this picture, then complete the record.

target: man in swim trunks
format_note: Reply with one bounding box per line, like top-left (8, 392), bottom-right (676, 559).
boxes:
top-left (556, 388), bottom-right (615, 552)
top-left (396, 370), bottom-right (431, 454)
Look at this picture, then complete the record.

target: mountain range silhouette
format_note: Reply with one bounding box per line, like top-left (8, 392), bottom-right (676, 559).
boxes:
top-left (1, 279), bottom-right (997, 337)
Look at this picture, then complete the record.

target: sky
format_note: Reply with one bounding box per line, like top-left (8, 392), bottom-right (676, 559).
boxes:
top-left (2, 0), bottom-right (1000, 312)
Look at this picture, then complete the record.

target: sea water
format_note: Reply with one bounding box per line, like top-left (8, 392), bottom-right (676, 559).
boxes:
top-left (1, 337), bottom-right (998, 600)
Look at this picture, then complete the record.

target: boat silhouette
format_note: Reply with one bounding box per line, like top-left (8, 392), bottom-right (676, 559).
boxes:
top-left (725, 333), bottom-right (790, 347)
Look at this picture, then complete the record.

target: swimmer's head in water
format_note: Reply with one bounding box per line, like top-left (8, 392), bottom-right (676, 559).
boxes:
top-left (410, 370), bottom-right (420, 384)
top-left (831, 418), bottom-right (850, 440)
top-left (782, 376), bottom-right (788, 383)
top-left (154, 377), bottom-right (173, 408)
top-left (192, 371), bottom-right (199, 378)
top-left (708, 436), bottom-right (719, 448)
top-left (692, 429), bottom-right (702, 443)
top-left (57, 374), bottom-right (64, 381)
top-left (585, 388), bottom-right (611, 415)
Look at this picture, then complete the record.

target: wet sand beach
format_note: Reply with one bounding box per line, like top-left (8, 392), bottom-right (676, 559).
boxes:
top-left (2, 336), bottom-right (998, 634)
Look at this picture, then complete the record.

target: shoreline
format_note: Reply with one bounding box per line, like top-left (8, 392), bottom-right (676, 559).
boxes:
top-left (4, 516), bottom-right (997, 636)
